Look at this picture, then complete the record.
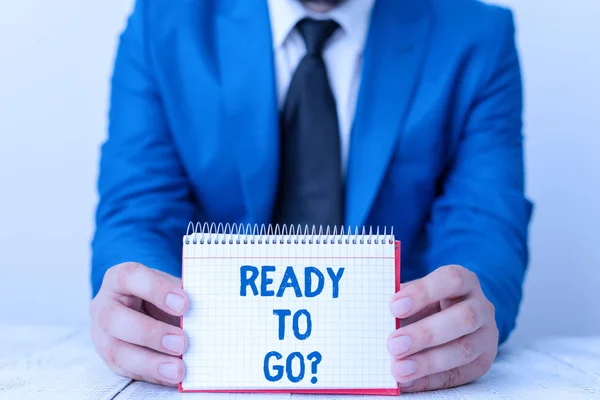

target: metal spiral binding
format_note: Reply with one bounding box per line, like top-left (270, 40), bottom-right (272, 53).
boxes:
top-left (183, 223), bottom-right (394, 246)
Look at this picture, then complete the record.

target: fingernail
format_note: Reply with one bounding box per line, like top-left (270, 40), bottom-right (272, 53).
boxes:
top-left (401, 380), bottom-right (414, 388)
top-left (165, 293), bottom-right (185, 313)
top-left (388, 336), bottom-right (412, 356)
top-left (390, 297), bottom-right (413, 317)
top-left (159, 363), bottom-right (178, 380)
top-left (162, 335), bottom-right (184, 353)
top-left (396, 360), bottom-right (418, 377)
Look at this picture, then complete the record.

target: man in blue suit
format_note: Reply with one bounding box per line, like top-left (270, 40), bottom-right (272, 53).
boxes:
top-left (89, 0), bottom-right (533, 392)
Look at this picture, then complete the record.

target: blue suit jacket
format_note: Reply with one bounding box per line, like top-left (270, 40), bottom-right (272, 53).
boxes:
top-left (92, 0), bottom-right (533, 343)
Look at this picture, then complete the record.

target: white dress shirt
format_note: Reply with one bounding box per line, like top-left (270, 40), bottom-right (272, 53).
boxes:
top-left (266, 0), bottom-right (376, 174)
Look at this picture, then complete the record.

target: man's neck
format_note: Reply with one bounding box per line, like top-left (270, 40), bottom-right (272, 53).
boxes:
top-left (301, 0), bottom-right (342, 13)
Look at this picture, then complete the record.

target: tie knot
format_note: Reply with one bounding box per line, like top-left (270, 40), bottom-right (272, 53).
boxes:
top-left (297, 18), bottom-right (340, 56)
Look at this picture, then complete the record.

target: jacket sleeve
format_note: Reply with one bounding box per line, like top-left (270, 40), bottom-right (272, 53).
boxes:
top-left (91, 0), bottom-right (195, 297)
top-left (425, 9), bottom-right (533, 344)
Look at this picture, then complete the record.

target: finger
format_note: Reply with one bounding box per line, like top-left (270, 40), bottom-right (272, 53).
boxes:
top-left (117, 340), bottom-right (185, 387)
top-left (388, 296), bottom-right (494, 358)
top-left (399, 351), bottom-right (496, 392)
top-left (103, 262), bottom-right (189, 316)
top-left (142, 301), bottom-right (181, 327)
top-left (440, 296), bottom-right (463, 311)
top-left (400, 302), bottom-right (440, 327)
top-left (391, 326), bottom-right (494, 384)
top-left (96, 301), bottom-right (187, 356)
top-left (154, 269), bottom-right (183, 286)
top-left (390, 265), bottom-right (478, 319)
top-left (98, 333), bottom-right (185, 387)
top-left (92, 326), bottom-right (145, 381)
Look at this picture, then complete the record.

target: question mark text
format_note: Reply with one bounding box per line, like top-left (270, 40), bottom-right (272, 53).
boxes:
top-left (263, 351), bottom-right (323, 384)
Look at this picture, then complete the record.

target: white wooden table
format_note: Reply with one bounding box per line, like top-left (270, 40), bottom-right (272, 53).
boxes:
top-left (1, 323), bottom-right (598, 399)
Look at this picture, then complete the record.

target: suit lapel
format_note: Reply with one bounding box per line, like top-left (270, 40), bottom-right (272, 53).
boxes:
top-left (345, 0), bottom-right (433, 227)
top-left (215, 0), bottom-right (279, 224)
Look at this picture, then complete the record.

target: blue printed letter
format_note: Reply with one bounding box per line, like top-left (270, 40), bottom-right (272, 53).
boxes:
top-left (293, 309), bottom-right (312, 340)
top-left (261, 266), bottom-right (276, 296)
top-left (264, 352), bottom-right (284, 382)
top-left (277, 266), bottom-right (302, 297)
top-left (305, 267), bottom-right (324, 297)
top-left (327, 267), bottom-right (345, 298)
top-left (286, 352), bottom-right (305, 383)
top-left (273, 309), bottom-right (291, 340)
top-left (240, 266), bottom-right (259, 296)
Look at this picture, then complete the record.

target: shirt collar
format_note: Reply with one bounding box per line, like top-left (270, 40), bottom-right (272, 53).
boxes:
top-left (267, 0), bottom-right (376, 51)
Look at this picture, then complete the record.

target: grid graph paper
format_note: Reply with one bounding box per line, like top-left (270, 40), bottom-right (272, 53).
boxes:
top-left (181, 232), bottom-right (398, 392)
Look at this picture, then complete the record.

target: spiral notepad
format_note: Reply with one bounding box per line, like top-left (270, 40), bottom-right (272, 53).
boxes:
top-left (180, 224), bottom-right (400, 395)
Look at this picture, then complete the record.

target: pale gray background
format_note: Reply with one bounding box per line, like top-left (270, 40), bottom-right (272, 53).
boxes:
top-left (0, 0), bottom-right (598, 345)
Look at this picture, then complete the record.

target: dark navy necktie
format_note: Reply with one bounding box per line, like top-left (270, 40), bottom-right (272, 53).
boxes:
top-left (272, 18), bottom-right (344, 230)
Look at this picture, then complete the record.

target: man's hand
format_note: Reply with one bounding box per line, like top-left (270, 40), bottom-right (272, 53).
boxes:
top-left (387, 265), bottom-right (498, 392)
top-left (90, 262), bottom-right (189, 387)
